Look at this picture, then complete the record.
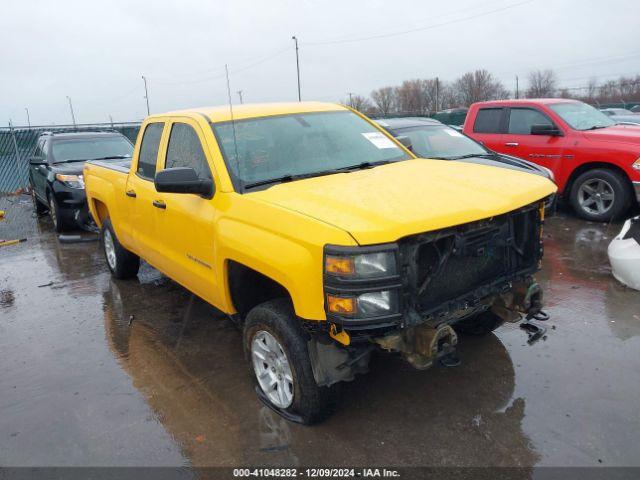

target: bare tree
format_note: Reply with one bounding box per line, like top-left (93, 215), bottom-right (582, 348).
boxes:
top-left (453, 70), bottom-right (509, 106)
top-left (371, 86), bottom-right (397, 116)
top-left (394, 78), bottom-right (442, 115)
top-left (344, 95), bottom-right (375, 115)
top-left (586, 78), bottom-right (598, 101)
top-left (526, 69), bottom-right (557, 98)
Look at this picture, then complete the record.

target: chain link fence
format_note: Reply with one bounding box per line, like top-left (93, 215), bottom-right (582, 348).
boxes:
top-left (0, 122), bottom-right (141, 194)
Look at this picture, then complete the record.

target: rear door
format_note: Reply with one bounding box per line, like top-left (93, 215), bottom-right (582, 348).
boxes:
top-left (152, 118), bottom-right (221, 307)
top-left (127, 121), bottom-right (168, 267)
top-left (468, 107), bottom-right (505, 151)
top-left (502, 107), bottom-right (566, 172)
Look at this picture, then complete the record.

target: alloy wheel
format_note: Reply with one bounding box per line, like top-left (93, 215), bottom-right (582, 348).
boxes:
top-left (577, 178), bottom-right (615, 216)
top-left (103, 229), bottom-right (117, 270)
top-left (251, 330), bottom-right (294, 408)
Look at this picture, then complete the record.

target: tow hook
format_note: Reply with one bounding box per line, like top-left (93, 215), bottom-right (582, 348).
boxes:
top-left (520, 308), bottom-right (550, 344)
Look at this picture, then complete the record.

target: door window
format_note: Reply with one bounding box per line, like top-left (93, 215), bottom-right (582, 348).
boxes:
top-left (137, 122), bottom-right (164, 180)
top-left (165, 123), bottom-right (212, 180)
top-left (33, 139), bottom-right (47, 159)
top-left (473, 108), bottom-right (503, 133)
top-left (508, 108), bottom-right (554, 134)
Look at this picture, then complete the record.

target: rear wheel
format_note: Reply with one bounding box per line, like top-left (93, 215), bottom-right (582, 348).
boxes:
top-left (243, 298), bottom-right (335, 424)
top-left (101, 218), bottom-right (140, 279)
top-left (455, 311), bottom-right (504, 336)
top-left (570, 169), bottom-right (630, 222)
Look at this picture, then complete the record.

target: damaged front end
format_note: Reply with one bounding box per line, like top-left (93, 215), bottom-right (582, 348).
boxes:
top-left (311, 201), bottom-right (548, 384)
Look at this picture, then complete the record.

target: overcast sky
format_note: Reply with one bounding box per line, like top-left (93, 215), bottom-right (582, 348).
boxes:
top-left (1, 0), bottom-right (639, 126)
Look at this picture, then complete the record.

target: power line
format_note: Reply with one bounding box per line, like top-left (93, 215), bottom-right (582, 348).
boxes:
top-left (304, 0), bottom-right (533, 46)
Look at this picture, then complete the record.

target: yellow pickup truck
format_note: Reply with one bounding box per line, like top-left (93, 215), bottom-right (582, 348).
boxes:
top-left (84, 102), bottom-right (556, 423)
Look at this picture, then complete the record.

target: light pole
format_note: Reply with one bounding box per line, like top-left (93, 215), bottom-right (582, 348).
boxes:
top-left (292, 35), bottom-right (301, 101)
top-left (25, 107), bottom-right (31, 127)
top-left (142, 75), bottom-right (150, 115)
top-left (66, 96), bottom-right (77, 127)
top-left (515, 75), bottom-right (519, 99)
top-left (347, 92), bottom-right (354, 107)
top-left (237, 90), bottom-right (243, 104)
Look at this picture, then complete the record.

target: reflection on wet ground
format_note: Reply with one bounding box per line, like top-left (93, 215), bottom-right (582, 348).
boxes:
top-left (1, 196), bottom-right (639, 469)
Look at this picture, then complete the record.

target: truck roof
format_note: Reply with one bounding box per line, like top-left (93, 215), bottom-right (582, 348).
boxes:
top-left (470, 98), bottom-right (579, 108)
top-left (158, 101), bottom-right (348, 123)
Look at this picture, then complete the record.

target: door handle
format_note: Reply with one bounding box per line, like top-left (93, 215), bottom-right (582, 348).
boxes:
top-left (152, 200), bottom-right (166, 209)
top-left (505, 142), bottom-right (519, 147)
top-left (125, 190), bottom-right (137, 198)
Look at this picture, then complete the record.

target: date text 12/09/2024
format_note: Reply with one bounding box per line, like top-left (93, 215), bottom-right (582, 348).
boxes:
top-left (232, 468), bottom-right (401, 478)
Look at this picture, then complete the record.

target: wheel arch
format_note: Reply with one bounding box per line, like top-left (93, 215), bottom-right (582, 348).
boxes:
top-left (226, 259), bottom-right (294, 320)
top-left (564, 162), bottom-right (633, 199)
top-left (89, 198), bottom-right (110, 228)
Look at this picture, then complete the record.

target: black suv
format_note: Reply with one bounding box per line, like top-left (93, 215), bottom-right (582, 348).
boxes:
top-left (29, 131), bottom-right (134, 232)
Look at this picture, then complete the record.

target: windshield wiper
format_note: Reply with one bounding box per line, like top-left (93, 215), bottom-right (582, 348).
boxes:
top-left (53, 155), bottom-right (131, 165)
top-left (243, 160), bottom-right (393, 190)
top-left (584, 125), bottom-right (609, 130)
top-left (444, 153), bottom-right (491, 160)
top-left (52, 158), bottom-right (91, 165)
top-left (89, 155), bottom-right (132, 161)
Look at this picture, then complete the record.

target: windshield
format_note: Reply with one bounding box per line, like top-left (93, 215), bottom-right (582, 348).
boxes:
top-left (393, 125), bottom-right (488, 159)
top-left (549, 102), bottom-right (615, 131)
top-left (211, 111), bottom-right (410, 189)
top-left (51, 136), bottom-right (133, 163)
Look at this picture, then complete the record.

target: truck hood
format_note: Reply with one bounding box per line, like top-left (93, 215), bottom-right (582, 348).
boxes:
top-left (581, 124), bottom-right (640, 146)
top-left (251, 159), bottom-right (556, 245)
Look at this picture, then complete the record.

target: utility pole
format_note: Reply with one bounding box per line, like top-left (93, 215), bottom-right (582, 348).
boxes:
top-left (25, 108), bottom-right (31, 127)
top-left (109, 115), bottom-right (114, 127)
top-left (515, 75), bottom-right (519, 99)
top-left (142, 75), bottom-right (150, 115)
top-left (66, 96), bottom-right (77, 127)
top-left (292, 35), bottom-right (301, 101)
top-left (435, 77), bottom-right (439, 113)
top-left (347, 92), bottom-right (354, 106)
top-left (237, 90), bottom-right (243, 104)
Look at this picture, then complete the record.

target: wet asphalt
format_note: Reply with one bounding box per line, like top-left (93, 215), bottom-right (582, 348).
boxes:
top-left (1, 194), bottom-right (639, 471)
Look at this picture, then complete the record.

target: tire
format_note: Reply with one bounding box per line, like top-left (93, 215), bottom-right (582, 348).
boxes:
top-left (47, 192), bottom-right (67, 233)
top-left (455, 311), bottom-right (504, 336)
top-left (31, 189), bottom-right (47, 215)
top-left (243, 298), bottom-right (334, 424)
top-left (101, 218), bottom-right (140, 279)
top-left (569, 169), bottom-right (631, 222)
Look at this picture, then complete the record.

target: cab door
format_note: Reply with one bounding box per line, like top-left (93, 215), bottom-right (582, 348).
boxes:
top-left (152, 119), bottom-right (221, 307)
top-left (29, 138), bottom-right (49, 201)
top-left (502, 107), bottom-right (567, 173)
top-left (467, 107), bottom-right (505, 152)
top-left (127, 121), bottom-right (168, 268)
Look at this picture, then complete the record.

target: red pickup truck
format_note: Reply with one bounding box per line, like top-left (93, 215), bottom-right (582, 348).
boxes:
top-left (463, 99), bottom-right (640, 221)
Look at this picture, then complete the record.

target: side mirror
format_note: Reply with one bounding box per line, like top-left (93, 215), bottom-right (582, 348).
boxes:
top-left (154, 167), bottom-right (214, 197)
top-left (29, 157), bottom-right (45, 165)
top-left (396, 135), bottom-right (413, 152)
top-left (530, 124), bottom-right (562, 136)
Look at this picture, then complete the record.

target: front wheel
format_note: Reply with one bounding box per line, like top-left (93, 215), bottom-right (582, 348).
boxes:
top-left (243, 299), bottom-right (335, 424)
top-left (101, 218), bottom-right (140, 279)
top-left (569, 169), bottom-right (631, 222)
top-left (31, 188), bottom-right (48, 215)
top-left (48, 192), bottom-right (67, 233)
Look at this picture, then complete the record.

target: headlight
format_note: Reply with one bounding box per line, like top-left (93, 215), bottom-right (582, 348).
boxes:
top-left (633, 157), bottom-right (640, 171)
top-left (325, 250), bottom-right (397, 278)
top-left (55, 174), bottom-right (84, 189)
top-left (327, 290), bottom-right (399, 318)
